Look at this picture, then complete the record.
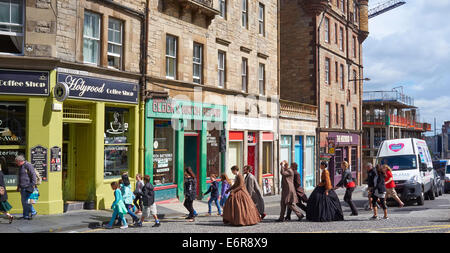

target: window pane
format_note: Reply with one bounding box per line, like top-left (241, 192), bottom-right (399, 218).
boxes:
top-left (153, 120), bottom-right (175, 185)
top-left (10, 0), bottom-right (22, 24)
top-left (0, 0), bottom-right (10, 23)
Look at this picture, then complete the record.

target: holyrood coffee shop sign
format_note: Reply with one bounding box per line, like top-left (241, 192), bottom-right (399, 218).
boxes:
top-left (57, 72), bottom-right (138, 104)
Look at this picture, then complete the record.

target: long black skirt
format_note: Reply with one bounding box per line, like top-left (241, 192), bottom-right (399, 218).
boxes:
top-left (306, 186), bottom-right (344, 222)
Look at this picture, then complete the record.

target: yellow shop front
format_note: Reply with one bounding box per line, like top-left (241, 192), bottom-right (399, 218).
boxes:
top-left (0, 68), bottom-right (139, 215)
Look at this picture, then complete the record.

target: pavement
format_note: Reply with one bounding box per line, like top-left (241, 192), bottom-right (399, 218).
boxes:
top-left (0, 186), bottom-right (366, 233)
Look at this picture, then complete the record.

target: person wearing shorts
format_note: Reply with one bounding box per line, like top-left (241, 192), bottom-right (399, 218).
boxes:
top-left (137, 175), bottom-right (160, 227)
top-left (383, 165), bottom-right (404, 208)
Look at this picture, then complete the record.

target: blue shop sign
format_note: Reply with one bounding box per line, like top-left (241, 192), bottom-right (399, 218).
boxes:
top-left (57, 72), bottom-right (138, 104)
top-left (0, 69), bottom-right (49, 96)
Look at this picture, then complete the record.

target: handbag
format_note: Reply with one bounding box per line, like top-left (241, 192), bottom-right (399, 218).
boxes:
top-left (0, 186), bottom-right (5, 196)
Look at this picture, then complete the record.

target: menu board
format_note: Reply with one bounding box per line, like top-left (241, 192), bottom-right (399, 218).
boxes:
top-left (50, 146), bottom-right (62, 172)
top-left (30, 145), bottom-right (48, 181)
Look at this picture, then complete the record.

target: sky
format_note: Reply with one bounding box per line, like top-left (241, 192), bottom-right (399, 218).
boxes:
top-left (363, 0), bottom-right (450, 135)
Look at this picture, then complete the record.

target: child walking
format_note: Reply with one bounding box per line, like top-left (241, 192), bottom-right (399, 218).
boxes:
top-left (133, 174), bottom-right (144, 214)
top-left (120, 173), bottom-right (140, 225)
top-left (137, 175), bottom-right (161, 227)
top-left (220, 174), bottom-right (231, 209)
top-left (105, 181), bottom-right (128, 229)
top-left (204, 174), bottom-right (221, 216)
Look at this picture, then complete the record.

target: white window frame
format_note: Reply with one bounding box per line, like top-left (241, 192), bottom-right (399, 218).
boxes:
top-left (166, 35), bottom-right (177, 79)
top-left (83, 11), bottom-right (101, 65)
top-left (219, 0), bottom-right (226, 19)
top-left (193, 42), bottom-right (203, 84)
top-left (258, 63), bottom-right (265, 96)
top-left (325, 58), bottom-right (330, 84)
top-left (107, 18), bottom-right (123, 70)
top-left (324, 17), bottom-right (329, 43)
top-left (218, 50), bottom-right (226, 88)
top-left (242, 0), bottom-right (248, 28)
top-left (242, 57), bottom-right (248, 92)
top-left (258, 3), bottom-right (265, 36)
top-left (339, 27), bottom-right (344, 51)
top-left (0, 0), bottom-right (25, 55)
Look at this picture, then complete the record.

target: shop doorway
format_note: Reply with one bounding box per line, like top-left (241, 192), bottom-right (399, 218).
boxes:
top-left (62, 123), bottom-right (94, 201)
top-left (247, 132), bottom-right (258, 177)
top-left (184, 133), bottom-right (199, 197)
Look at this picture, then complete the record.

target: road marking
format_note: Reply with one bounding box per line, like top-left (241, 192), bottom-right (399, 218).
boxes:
top-left (393, 225), bottom-right (450, 233)
top-left (300, 224), bottom-right (450, 233)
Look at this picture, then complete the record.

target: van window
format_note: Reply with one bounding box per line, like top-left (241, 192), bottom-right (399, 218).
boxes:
top-left (447, 165), bottom-right (450, 174)
top-left (378, 155), bottom-right (417, 171)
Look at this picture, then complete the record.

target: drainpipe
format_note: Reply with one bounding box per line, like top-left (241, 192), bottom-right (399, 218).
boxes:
top-left (139, 0), bottom-right (150, 176)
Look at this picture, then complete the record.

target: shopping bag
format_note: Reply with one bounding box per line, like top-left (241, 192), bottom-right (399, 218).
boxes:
top-left (27, 188), bottom-right (39, 204)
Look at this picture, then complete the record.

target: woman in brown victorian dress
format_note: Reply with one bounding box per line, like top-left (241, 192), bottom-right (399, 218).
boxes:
top-left (306, 161), bottom-right (344, 222)
top-left (222, 166), bottom-right (261, 226)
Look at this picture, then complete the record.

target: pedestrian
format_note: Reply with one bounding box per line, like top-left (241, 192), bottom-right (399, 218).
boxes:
top-left (306, 161), bottom-right (344, 222)
top-left (105, 181), bottom-right (128, 229)
top-left (136, 175), bottom-right (160, 227)
top-left (120, 173), bottom-right (139, 225)
top-left (133, 174), bottom-right (144, 214)
top-left (371, 164), bottom-right (388, 220)
top-left (285, 162), bottom-right (308, 220)
top-left (204, 174), bottom-right (221, 216)
top-left (335, 161), bottom-right (358, 216)
top-left (276, 161), bottom-right (305, 222)
top-left (0, 164), bottom-right (14, 223)
top-left (222, 166), bottom-right (261, 226)
top-left (219, 174), bottom-right (231, 209)
top-left (184, 167), bottom-right (197, 222)
top-left (383, 164), bottom-right (404, 208)
top-left (243, 165), bottom-right (266, 219)
top-left (15, 155), bottom-right (37, 220)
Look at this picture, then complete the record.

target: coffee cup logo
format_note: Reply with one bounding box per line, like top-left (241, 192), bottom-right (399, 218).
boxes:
top-left (106, 112), bottom-right (125, 135)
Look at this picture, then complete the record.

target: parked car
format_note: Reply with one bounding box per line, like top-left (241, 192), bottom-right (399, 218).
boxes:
top-left (377, 138), bottom-right (435, 205)
top-left (433, 160), bottom-right (450, 194)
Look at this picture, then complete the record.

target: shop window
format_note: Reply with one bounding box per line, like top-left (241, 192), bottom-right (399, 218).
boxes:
top-left (351, 147), bottom-right (357, 172)
top-left (0, 102), bottom-right (26, 186)
top-left (153, 120), bottom-right (174, 185)
top-left (262, 142), bottom-right (273, 175)
top-left (104, 107), bottom-right (130, 179)
top-left (0, 0), bottom-right (24, 55)
top-left (83, 11), bottom-right (101, 65)
top-left (107, 18), bottom-right (123, 70)
top-left (206, 126), bottom-right (221, 178)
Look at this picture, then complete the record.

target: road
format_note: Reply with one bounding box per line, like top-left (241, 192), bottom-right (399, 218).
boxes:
top-left (79, 191), bottom-right (450, 234)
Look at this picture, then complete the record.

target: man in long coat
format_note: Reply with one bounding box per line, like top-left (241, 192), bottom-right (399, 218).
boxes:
top-left (277, 161), bottom-right (304, 222)
top-left (285, 162), bottom-right (308, 220)
top-left (243, 165), bottom-right (266, 219)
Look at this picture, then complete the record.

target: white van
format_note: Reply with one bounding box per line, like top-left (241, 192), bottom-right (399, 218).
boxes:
top-left (377, 138), bottom-right (434, 205)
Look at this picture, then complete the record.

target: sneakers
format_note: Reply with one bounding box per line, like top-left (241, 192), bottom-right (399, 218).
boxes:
top-left (104, 224), bottom-right (114, 229)
top-left (370, 216), bottom-right (379, 220)
top-left (120, 225), bottom-right (128, 229)
top-left (152, 222), bottom-right (161, 227)
top-left (383, 216), bottom-right (389, 220)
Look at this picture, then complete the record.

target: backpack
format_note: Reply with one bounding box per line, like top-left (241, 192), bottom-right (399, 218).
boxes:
top-left (27, 164), bottom-right (42, 186)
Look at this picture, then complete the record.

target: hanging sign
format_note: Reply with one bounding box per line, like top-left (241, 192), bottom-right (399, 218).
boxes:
top-left (30, 145), bottom-right (48, 182)
top-left (0, 69), bottom-right (49, 96)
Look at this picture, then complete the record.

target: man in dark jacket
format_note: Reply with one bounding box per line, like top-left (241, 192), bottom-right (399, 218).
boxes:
top-left (285, 163), bottom-right (307, 220)
top-left (366, 162), bottom-right (378, 210)
top-left (15, 155), bottom-right (37, 220)
top-left (137, 175), bottom-right (160, 227)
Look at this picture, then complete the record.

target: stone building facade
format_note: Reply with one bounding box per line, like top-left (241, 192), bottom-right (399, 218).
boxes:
top-left (0, 0), bottom-right (145, 214)
top-left (144, 0), bottom-right (280, 200)
top-left (280, 0), bottom-right (369, 186)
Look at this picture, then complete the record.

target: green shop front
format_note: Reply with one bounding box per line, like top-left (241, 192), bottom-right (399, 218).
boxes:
top-left (145, 98), bottom-right (227, 201)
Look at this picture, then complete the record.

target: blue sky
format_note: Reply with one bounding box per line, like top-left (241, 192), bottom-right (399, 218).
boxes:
top-left (363, 0), bottom-right (450, 135)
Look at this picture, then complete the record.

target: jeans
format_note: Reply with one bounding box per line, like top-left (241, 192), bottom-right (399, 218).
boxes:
top-left (133, 194), bottom-right (143, 211)
top-left (344, 187), bottom-right (358, 215)
top-left (219, 195), bottom-right (228, 208)
top-left (208, 197), bottom-right (222, 215)
top-left (20, 188), bottom-right (36, 218)
top-left (183, 198), bottom-right (195, 218)
top-left (125, 204), bottom-right (139, 222)
top-left (108, 209), bottom-right (127, 227)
